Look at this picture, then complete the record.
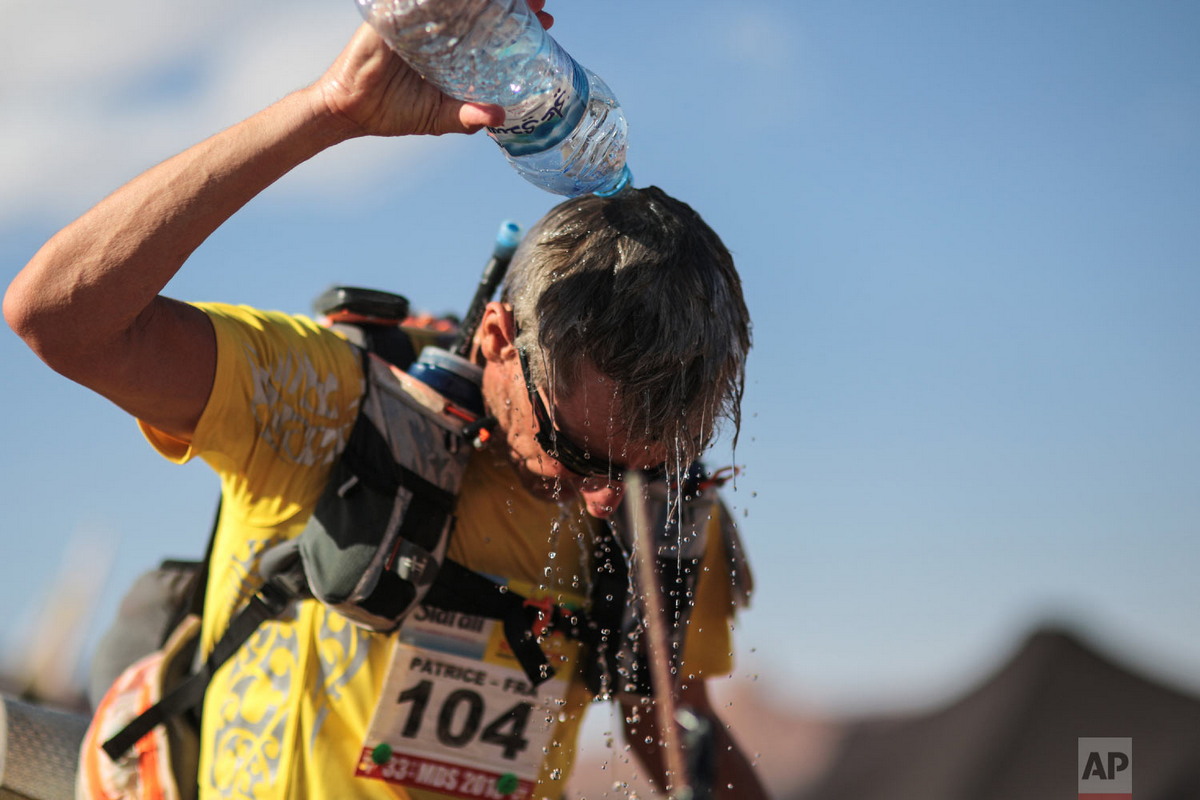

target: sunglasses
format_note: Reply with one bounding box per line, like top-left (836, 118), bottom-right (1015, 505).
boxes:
top-left (517, 347), bottom-right (666, 482)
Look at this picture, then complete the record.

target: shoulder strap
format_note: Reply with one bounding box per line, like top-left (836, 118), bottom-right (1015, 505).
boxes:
top-left (101, 572), bottom-right (294, 761)
top-left (581, 521), bottom-right (634, 697)
top-left (158, 498), bottom-right (223, 646)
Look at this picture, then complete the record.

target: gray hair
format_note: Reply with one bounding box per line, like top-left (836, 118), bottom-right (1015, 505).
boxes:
top-left (501, 186), bottom-right (751, 462)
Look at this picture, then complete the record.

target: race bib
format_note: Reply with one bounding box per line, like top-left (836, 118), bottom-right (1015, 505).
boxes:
top-left (356, 604), bottom-right (576, 800)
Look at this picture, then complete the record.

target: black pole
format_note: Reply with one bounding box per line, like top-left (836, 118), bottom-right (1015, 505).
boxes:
top-left (676, 706), bottom-right (716, 800)
top-left (452, 220), bottom-right (522, 358)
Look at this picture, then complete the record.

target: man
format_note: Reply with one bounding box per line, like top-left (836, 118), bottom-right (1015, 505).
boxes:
top-left (5, 6), bottom-right (764, 799)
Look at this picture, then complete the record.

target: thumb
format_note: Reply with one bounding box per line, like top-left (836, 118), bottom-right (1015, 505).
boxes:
top-left (451, 101), bottom-right (505, 133)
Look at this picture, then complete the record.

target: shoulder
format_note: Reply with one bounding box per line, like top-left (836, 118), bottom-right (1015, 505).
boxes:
top-left (198, 302), bottom-right (349, 348)
top-left (196, 302), bottom-right (363, 389)
top-left (184, 302), bottom-right (365, 470)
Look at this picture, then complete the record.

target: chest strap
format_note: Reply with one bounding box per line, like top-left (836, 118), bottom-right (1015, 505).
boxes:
top-left (421, 560), bottom-right (591, 686)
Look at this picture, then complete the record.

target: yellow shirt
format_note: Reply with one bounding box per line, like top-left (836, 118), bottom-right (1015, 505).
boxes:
top-left (141, 303), bottom-right (735, 800)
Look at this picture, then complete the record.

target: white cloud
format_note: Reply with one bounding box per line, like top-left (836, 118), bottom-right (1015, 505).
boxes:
top-left (0, 0), bottom-right (446, 225)
top-left (714, 6), bottom-right (825, 127)
top-left (719, 7), bottom-right (800, 71)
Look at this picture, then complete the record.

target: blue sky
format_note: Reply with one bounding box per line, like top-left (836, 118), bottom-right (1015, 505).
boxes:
top-left (2, 1), bottom-right (1198, 713)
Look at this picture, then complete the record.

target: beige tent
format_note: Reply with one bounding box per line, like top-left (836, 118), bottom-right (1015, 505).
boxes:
top-left (800, 627), bottom-right (1200, 800)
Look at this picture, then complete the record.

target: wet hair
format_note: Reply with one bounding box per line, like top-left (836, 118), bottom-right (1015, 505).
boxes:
top-left (501, 186), bottom-right (751, 462)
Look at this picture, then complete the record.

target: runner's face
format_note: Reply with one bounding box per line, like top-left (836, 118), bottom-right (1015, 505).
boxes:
top-left (479, 311), bottom-right (667, 519)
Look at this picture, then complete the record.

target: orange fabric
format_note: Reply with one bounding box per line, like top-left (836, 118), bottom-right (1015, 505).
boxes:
top-left (77, 616), bottom-right (201, 800)
top-left (79, 652), bottom-right (171, 800)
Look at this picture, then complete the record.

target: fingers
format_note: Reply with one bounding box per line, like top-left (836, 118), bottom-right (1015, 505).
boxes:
top-left (526, 0), bottom-right (553, 29)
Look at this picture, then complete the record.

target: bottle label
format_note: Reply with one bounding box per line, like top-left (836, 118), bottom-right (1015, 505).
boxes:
top-left (487, 61), bottom-right (589, 157)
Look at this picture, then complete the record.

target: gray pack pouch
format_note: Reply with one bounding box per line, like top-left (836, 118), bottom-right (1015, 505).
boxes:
top-left (296, 353), bottom-right (476, 632)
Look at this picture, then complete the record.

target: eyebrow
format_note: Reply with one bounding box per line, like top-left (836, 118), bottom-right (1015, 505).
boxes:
top-left (518, 347), bottom-right (665, 481)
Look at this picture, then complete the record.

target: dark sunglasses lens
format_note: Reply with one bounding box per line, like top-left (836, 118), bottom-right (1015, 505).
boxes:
top-left (536, 428), bottom-right (613, 478)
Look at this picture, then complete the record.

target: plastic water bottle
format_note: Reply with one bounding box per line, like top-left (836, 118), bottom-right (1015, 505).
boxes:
top-left (355, 0), bottom-right (633, 197)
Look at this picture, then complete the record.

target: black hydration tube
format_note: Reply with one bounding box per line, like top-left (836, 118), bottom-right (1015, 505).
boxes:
top-left (452, 220), bottom-right (522, 358)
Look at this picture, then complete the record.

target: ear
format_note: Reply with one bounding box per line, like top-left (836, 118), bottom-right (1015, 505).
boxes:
top-left (476, 302), bottom-right (517, 365)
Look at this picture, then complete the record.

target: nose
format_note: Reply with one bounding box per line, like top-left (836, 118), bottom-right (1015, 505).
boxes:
top-left (578, 481), bottom-right (625, 519)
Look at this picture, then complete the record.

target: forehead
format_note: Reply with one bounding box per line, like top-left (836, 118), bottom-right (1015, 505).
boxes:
top-left (547, 361), bottom-right (669, 469)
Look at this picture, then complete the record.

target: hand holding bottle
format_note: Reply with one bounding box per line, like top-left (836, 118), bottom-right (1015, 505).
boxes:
top-left (356, 0), bottom-right (631, 196)
top-left (313, 1), bottom-right (554, 140)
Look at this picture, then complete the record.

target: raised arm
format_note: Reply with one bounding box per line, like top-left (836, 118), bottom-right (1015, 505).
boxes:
top-left (3, 22), bottom-right (517, 440)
